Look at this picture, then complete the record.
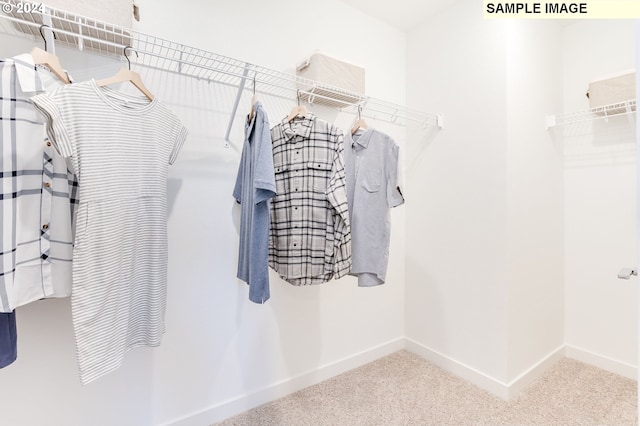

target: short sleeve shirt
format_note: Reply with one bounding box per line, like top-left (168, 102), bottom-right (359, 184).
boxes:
top-left (233, 101), bottom-right (276, 303)
top-left (344, 128), bottom-right (404, 287)
top-left (0, 312), bottom-right (16, 368)
top-left (31, 80), bottom-right (188, 384)
top-left (0, 54), bottom-right (77, 312)
top-left (269, 114), bottom-right (351, 285)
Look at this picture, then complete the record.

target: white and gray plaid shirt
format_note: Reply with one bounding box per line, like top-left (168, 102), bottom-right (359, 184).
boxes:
top-left (0, 54), bottom-right (78, 312)
top-left (269, 113), bottom-right (351, 285)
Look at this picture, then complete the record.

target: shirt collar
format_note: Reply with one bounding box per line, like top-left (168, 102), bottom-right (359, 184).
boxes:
top-left (11, 53), bottom-right (72, 93)
top-left (281, 112), bottom-right (315, 141)
top-left (352, 128), bottom-right (372, 149)
top-left (12, 53), bottom-right (43, 93)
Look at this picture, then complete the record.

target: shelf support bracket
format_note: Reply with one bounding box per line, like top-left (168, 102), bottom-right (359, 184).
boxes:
top-left (625, 101), bottom-right (635, 128)
top-left (74, 15), bottom-right (85, 52)
top-left (223, 62), bottom-right (251, 148)
top-left (546, 115), bottom-right (556, 130)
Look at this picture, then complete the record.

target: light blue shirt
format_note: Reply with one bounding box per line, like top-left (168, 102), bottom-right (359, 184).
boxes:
top-left (0, 312), bottom-right (16, 368)
top-left (233, 101), bottom-right (276, 303)
top-left (344, 128), bottom-right (404, 287)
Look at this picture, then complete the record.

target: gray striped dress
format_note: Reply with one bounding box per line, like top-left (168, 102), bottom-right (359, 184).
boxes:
top-left (32, 80), bottom-right (187, 384)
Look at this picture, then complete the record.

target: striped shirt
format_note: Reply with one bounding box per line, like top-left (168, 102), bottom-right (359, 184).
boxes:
top-left (269, 114), bottom-right (351, 285)
top-left (32, 79), bottom-right (188, 385)
top-left (0, 54), bottom-right (77, 312)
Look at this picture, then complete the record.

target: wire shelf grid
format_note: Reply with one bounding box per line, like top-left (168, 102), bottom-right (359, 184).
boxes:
top-left (547, 99), bottom-right (636, 128)
top-left (0, 0), bottom-right (441, 129)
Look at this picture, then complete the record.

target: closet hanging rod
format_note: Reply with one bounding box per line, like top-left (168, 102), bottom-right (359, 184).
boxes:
top-left (0, 1), bottom-right (442, 129)
top-left (114, 60), bottom-right (361, 111)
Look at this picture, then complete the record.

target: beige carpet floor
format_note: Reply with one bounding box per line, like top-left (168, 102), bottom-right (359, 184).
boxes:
top-left (216, 350), bottom-right (637, 426)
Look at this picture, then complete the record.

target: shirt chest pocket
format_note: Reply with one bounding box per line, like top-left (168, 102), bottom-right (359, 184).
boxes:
top-left (362, 169), bottom-right (382, 193)
top-left (274, 163), bottom-right (289, 195)
top-left (307, 161), bottom-right (332, 193)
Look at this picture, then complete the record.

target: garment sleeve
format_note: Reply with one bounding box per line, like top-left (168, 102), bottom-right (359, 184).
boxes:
top-left (253, 109), bottom-right (276, 205)
top-left (30, 92), bottom-right (73, 158)
top-left (168, 124), bottom-right (189, 165)
top-left (326, 130), bottom-right (352, 278)
top-left (387, 140), bottom-right (405, 208)
top-left (232, 141), bottom-right (246, 204)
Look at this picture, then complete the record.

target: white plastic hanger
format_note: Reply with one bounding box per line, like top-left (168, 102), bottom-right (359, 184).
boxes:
top-left (96, 46), bottom-right (154, 101)
top-left (286, 90), bottom-right (308, 122)
top-left (351, 104), bottom-right (368, 135)
top-left (32, 25), bottom-right (70, 84)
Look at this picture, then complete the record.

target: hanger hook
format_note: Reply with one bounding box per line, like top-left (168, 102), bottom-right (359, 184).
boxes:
top-left (358, 104), bottom-right (362, 120)
top-left (123, 46), bottom-right (138, 70)
top-left (39, 24), bottom-right (57, 52)
top-left (296, 89), bottom-right (301, 107)
top-left (253, 74), bottom-right (256, 96)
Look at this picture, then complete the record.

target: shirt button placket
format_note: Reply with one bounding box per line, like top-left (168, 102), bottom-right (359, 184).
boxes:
top-left (41, 141), bottom-right (53, 270)
top-left (292, 137), bottom-right (303, 222)
top-left (290, 137), bottom-right (302, 272)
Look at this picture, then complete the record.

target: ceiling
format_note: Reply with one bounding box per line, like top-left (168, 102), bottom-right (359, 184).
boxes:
top-left (338, 0), bottom-right (459, 32)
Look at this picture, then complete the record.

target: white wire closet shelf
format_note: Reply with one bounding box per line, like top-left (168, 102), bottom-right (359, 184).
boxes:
top-left (547, 99), bottom-right (636, 128)
top-left (0, 0), bottom-right (443, 132)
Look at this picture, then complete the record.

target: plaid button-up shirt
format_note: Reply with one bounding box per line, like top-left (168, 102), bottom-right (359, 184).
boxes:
top-left (0, 54), bottom-right (77, 312)
top-left (269, 113), bottom-right (351, 285)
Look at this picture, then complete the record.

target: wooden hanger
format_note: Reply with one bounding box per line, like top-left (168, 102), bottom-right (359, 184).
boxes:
top-left (287, 90), bottom-right (308, 122)
top-left (351, 118), bottom-right (368, 135)
top-left (249, 94), bottom-right (258, 121)
top-left (286, 104), bottom-right (308, 122)
top-left (32, 25), bottom-right (70, 84)
top-left (351, 105), bottom-right (368, 135)
top-left (96, 47), bottom-right (154, 101)
top-left (31, 47), bottom-right (70, 84)
top-left (96, 68), bottom-right (154, 100)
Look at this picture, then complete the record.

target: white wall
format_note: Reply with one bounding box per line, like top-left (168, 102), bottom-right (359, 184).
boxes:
top-left (405, 0), bottom-right (511, 386)
top-left (562, 20), bottom-right (637, 378)
top-left (406, 0), bottom-right (637, 400)
top-left (0, 1), bottom-right (409, 424)
top-left (133, 0), bottom-right (405, 104)
top-left (505, 20), bottom-right (564, 382)
top-left (0, 1), bottom-right (636, 424)
top-left (637, 19), bottom-right (640, 413)
top-left (406, 0), bottom-right (567, 393)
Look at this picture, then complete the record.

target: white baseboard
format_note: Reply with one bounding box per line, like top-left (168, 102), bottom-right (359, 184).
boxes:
top-left (565, 344), bottom-right (637, 380)
top-left (404, 338), bottom-right (511, 399)
top-left (159, 338), bottom-right (406, 426)
top-left (505, 345), bottom-right (566, 398)
top-left (160, 340), bottom-right (636, 426)
top-left (405, 339), bottom-right (566, 400)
